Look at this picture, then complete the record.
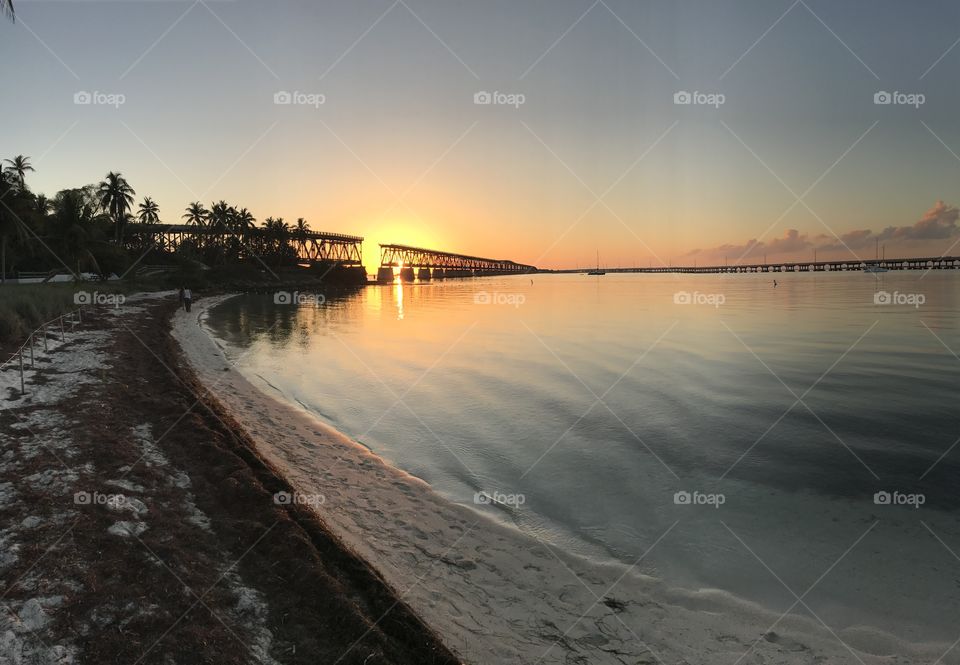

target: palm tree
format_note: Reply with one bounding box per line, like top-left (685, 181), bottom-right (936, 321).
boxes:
top-left (0, 172), bottom-right (24, 283)
top-left (2, 0), bottom-right (14, 23)
top-left (34, 194), bottom-right (51, 216)
top-left (182, 201), bottom-right (208, 227)
top-left (3, 155), bottom-right (33, 189)
top-left (137, 196), bottom-right (160, 224)
top-left (97, 171), bottom-right (135, 243)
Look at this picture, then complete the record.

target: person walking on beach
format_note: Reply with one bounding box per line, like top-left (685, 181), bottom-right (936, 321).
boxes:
top-left (183, 287), bottom-right (192, 312)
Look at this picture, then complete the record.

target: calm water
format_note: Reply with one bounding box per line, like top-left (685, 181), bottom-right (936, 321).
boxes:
top-left (206, 272), bottom-right (960, 643)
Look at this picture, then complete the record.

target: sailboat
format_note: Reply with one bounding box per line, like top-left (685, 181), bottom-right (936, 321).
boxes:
top-left (863, 239), bottom-right (889, 273)
top-left (587, 251), bottom-right (605, 275)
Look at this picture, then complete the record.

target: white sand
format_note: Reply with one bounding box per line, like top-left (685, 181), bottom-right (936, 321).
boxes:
top-left (173, 295), bottom-right (957, 665)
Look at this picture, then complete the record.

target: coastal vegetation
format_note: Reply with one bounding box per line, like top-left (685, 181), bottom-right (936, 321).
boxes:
top-left (0, 154), bottom-right (340, 341)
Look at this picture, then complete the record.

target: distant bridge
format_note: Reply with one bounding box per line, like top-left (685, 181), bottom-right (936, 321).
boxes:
top-left (378, 244), bottom-right (537, 282)
top-left (558, 255), bottom-right (960, 274)
top-left (125, 224), bottom-right (364, 265)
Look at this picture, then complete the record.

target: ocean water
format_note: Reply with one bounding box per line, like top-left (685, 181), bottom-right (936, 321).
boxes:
top-left (205, 272), bottom-right (960, 644)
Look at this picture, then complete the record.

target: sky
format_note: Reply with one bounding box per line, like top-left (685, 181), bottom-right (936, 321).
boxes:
top-left (3, 0), bottom-right (960, 272)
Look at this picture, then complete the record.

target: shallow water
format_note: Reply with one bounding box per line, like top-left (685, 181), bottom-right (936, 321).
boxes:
top-left (205, 271), bottom-right (960, 644)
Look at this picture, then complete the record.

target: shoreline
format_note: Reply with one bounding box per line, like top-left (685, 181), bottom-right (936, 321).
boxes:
top-left (174, 293), bottom-right (955, 665)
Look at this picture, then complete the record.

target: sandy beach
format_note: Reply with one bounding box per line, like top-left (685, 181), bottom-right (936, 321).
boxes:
top-left (173, 293), bottom-right (957, 665)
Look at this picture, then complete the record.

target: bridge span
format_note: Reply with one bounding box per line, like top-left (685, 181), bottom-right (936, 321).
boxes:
top-left (126, 224), bottom-right (364, 266)
top-left (378, 244), bottom-right (537, 282)
top-left (558, 255), bottom-right (960, 274)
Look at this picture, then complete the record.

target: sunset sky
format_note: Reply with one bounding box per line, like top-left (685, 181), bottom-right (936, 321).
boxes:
top-left (4, 0), bottom-right (960, 272)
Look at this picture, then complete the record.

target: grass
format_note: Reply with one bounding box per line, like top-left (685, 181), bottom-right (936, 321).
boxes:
top-left (0, 282), bottom-right (128, 345)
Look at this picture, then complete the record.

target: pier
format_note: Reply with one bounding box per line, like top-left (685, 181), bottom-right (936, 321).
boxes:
top-left (378, 244), bottom-right (537, 282)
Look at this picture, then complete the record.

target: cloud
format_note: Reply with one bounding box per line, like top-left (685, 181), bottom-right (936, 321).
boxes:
top-left (690, 201), bottom-right (960, 262)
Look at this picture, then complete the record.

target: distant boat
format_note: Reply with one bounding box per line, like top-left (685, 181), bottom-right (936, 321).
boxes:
top-left (587, 250), bottom-right (605, 276)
